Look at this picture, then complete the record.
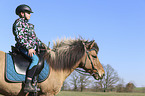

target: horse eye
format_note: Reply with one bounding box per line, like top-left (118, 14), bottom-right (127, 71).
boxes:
top-left (92, 55), bottom-right (97, 58)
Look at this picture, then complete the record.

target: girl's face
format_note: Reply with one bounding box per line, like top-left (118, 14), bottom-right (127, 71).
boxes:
top-left (20, 12), bottom-right (31, 20)
top-left (25, 12), bottom-right (31, 20)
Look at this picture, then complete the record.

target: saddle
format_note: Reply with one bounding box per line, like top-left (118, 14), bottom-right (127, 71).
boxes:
top-left (5, 46), bottom-right (50, 83)
top-left (10, 46), bottom-right (47, 75)
top-left (10, 46), bottom-right (32, 75)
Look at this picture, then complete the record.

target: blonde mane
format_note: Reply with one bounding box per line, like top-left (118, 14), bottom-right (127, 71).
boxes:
top-left (45, 38), bottom-right (99, 70)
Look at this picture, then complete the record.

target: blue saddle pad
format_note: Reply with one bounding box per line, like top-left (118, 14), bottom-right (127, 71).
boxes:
top-left (5, 53), bottom-right (50, 83)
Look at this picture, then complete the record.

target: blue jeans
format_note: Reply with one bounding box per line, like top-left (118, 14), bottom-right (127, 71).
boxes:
top-left (18, 48), bottom-right (39, 70)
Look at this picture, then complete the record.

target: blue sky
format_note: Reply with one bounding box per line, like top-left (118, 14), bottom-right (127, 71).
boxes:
top-left (0, 0), bottom-right (145, 87)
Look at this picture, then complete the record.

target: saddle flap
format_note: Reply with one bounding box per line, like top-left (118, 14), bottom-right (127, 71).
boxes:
top-left (10, 46), bottom-right (31, 75)
top-left (13, 54), bottom-right (31, 75)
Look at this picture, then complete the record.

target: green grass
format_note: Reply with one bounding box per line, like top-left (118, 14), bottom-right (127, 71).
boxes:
top-left (135, 87), bottom-right (145, 91)
top-left (56, 91), bottom-right (145, 96)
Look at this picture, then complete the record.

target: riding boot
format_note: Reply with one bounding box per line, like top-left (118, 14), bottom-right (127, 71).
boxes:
top-left (24, 78), bottom-right (36, 92)
top-left (24, 66), bottom-right (40, 92)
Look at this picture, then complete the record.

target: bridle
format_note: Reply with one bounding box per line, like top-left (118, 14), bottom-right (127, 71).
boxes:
top-left (75, 49), bottom-right (98, 76)
top-left (83, 49), bottom-right (98, 73)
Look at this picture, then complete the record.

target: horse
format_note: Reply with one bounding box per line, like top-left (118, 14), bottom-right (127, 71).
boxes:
top-left (0, 38), bottom-right (105, 96)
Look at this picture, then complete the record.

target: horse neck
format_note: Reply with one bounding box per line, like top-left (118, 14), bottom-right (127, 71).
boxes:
top-left (46, 49), bottom-right (86, 81)
top-left (62, 55), bottom-right (85, 80)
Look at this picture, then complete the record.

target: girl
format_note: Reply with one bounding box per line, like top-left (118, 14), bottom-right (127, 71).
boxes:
top-left (13, 4), bottom-right (46, 92)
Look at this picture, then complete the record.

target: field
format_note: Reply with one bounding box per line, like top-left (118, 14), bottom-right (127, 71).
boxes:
top-left (56, 91), bottom-right (145, 96)
top-left (0, 91), bottom-right (144, 96)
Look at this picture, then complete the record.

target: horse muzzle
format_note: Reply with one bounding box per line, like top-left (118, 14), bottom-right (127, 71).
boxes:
top-left (92, 72), bottom-right (104, 80)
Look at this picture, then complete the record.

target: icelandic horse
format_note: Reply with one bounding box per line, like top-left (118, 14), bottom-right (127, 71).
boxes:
top-left (0, 38), bottom-right (105, 96)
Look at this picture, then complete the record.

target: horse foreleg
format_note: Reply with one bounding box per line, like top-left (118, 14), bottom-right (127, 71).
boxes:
top-left (48, 93), bottom-right (54, 96)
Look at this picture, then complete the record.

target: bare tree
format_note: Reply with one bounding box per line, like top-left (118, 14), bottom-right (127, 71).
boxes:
top-left (61, 80), bottom-right (69, 91)
top-left (94, 79), bottom-right (104, 92)
top-left (69, 71), bottom-right (92, 91)
top-left (69, 71), bottom-right (79, 91)
top-left (116, 78), bottom-right (125, 92)
top-left (94, 64), bottom-right (119, 92)
top-left (78, 74), bottom-right (91, 92)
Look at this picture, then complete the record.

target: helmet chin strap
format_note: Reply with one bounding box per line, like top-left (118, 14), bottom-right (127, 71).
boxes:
top-left (24, 13), bottom-right (27, 20)
top-left (23, 12), bottom-right (29, 22)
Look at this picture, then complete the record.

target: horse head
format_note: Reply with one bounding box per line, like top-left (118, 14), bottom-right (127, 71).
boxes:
top-left (79, 40), bottom-right (105, 80)
top-left (45, 38), bottom-right (105, 80)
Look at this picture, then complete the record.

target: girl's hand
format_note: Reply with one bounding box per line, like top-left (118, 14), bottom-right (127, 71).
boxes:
top-left (28, 49), bottom-right (36, 57)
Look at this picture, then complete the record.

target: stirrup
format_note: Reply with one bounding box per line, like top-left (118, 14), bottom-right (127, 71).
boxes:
top-left (24, 85), bottom-right (40, 93)
top-left (24, 85), bottom-right (36, 93)
top-left (33, 76), bottom-right (40, 92)
top-left (24, 89), bottom-right (36, 93)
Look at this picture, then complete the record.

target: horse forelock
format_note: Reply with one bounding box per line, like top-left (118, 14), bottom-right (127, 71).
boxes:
top-left (84, 40), bottom-right (99, 54)
top-left (45, 38), bottom-right (86, 70)
top-left (92, 42), bottom-right (99, 54)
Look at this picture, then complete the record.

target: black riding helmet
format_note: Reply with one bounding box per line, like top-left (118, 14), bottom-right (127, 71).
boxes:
top-left (16, 4), bottom-right (33, 15)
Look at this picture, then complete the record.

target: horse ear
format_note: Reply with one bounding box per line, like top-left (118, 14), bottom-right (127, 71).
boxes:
top-left (87, 40), bottom-right (95, 49)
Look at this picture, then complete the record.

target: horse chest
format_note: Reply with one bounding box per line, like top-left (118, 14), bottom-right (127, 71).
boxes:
top-left (39, 72), bottom-right (63, 95)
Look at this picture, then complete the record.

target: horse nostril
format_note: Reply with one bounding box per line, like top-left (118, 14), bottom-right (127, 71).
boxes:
top-left (103, 73), bottom-right (105, 76)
